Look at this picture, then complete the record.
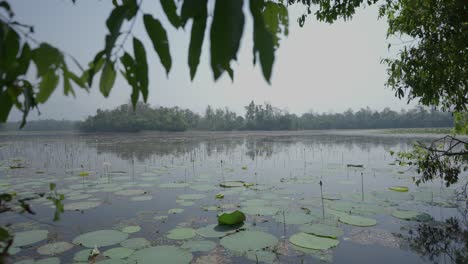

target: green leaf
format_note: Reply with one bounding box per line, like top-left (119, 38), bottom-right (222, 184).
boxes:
top-left (160, 0), bottom-right (180, 28)
top-left (120, 52), bottom-right (138, 107)
top-left (133, 37), bottom-right (148, 102)
top-left (143, 14), bottom-right (172, 75)
top-left (263, 2), bottom-right (289, 48)
top-left (0, 90), bottom-right (14, 122)
top-left (0, 227), bottom-right (11, 242)
top-left (36, 69), bottom-right (59, 103)
top-left (86, 50), bottom-right (105, 87)
top-left (49, 183), bottom-right (56, 191)
top-left (218, 210), bottom-right (246, 225)
top-left (32, 43), bottom-right (63, 77)
top-left (181, 0), bottom-right (208, 80)
top-left (100, 61), bottom-right (116, 97)
top-left (210, 0), bottom-right (244, 81)
top-left (2, 26), bottom-right (20, 69)
top-left (250, 0), bottom-right (275, 83)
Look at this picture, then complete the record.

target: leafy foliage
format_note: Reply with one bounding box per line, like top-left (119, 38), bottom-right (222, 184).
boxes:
top-left (404, 217), bottom-right (468, 264)
top-left (393, 136), bottom-right (468, 187)
top-left (0, 184), bottom-right (64, 260)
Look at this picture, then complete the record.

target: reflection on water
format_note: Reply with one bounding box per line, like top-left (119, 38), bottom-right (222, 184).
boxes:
top-left (0, 131), bottom-right (466, 264)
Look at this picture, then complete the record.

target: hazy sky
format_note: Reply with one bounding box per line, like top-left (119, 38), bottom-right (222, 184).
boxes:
top-left (8, 0), bottom-right (416, 121)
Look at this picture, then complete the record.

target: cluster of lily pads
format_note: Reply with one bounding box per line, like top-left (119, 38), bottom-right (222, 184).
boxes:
top-left (1, 141), bottom-right (465, 264)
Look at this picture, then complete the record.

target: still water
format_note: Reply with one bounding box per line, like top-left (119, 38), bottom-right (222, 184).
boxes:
top-left (0, 131), bottom-right (466, 264)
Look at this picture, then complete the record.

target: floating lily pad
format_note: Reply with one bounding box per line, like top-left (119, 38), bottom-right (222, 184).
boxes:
top-left (65, 201), bottom-right (101, 211)
top-left (218, 210), bottom-right (246, 225)
top-left (103, 247), bottom-right (135, 259)
top-left (95, 259), bottom-right (126, 264)
top-left (33, 257), bottom-right (60, 264)
top-left (78, 171), bottom-right (89, 177)
top-left (168, 208), bottom-right (184, 214)
top-left (391, 210), bottom-right (432, 222)
top-left (176, 200), bottom-right (194, 206)
top-left (339, 214), bottom-right (377, 227)
top-left (13, 230), bottom-right (49, 247)
top-left (73, 230), bottom-right (128, 248)
top-left (159, 183), bottom-right (189, 188)
top-left (120, 237), bottom-right (151, 250)
top-left (153, 215), bottom-right (168, 221)
top-left (290, 232), bottom-right (339, 250)
top-left (299, 224), bottom-right (343, 239)
top-left (196, 224), bottom-right (244, 238)
top-left (121, 225), bottom-right (141, 234)
top-left (181, 240), bottom-right (216, 252)
top-left (37, 241), bottom-right (73, 255)
top-left (220, 181), bottom-right (245, 188)
top-left (167, 228), bottom-right (196, 240)
top-left (220, 230), bottom-right (278, 254)
top-left (73, 249), bottom-right (91, 262)
top-left (242, 206), bottom-right (279, 216)
top-left (388, 186), bottom-right (409, 192)
top-left (127, 245), bottom-right (192, 264)
top-left (114, 189), bottom-right (146, 196)
top-left (273, 212), bottom-right (314, 225)
top-left (130, 195), bottom-right (152, 201)
top-left (178, 194), bottom-right (206, 200)
top-left (215, 193), bottom-right (224, 199)
top-left (246, 250), bottom-right (277, 263)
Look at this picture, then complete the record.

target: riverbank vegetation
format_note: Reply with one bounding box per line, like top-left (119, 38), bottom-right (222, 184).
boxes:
top-left (1, 102), bottom-right (456, 132)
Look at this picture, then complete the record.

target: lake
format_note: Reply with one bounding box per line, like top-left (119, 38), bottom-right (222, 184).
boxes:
top-left (0, 130), bottom-right (466, 264)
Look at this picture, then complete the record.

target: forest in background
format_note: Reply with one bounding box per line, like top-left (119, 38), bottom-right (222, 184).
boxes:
top-left (1, 101), bottom-right (454, 132)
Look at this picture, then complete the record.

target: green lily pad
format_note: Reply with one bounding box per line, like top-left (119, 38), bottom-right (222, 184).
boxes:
top-left (391, 210), bottom-right (432, 222)
top-left (120, 237), bottom-right (151, 249)
top-left (181, 240), bottom-right (216, 252)
top-left (246, 250), bottom-right (277, 263)
top-left (95, 258), bottom-right (127, 264)
top-left (196, 224), bottom-right (244, 238)
top-left (127, 245), bottom-right (192, 264)
top-left (218, 210), bottom-right (246, 225)
top-left (290, 232), bottom-right (339, 250)
top-left (103, 247), bottom-right (135, 259)
top-left (220, 230), bottom-right (278, 254)
top-left (273, 212), bottom-right (314, 225)
top-left (130, 195), bottom-right (152, 201)
top-left (220, 181), bottom-right (245, 188)
top-left (299, 224), bottom-right (343, 239)
top-left (121, 225), bottom-right (141, 234)
top-left (37, 241), bottom-right (73, 255)
top-left (114, 189), bottom-right (146, 196)
top-left (12, 230), bottom-right (49, 247)
top-left (159, 183), bottom-right (189, 188)
top-left (73, 249), bottom-right (91, 262)
top-left (242, 206), bottom-right (279, 216)
top-left (167, 228), bottom-right (196, 240)
top-left (215, 193), bottom-right (224, 199)
top-left (388, 186), bottom-right (409, 192)
top-left (338, 214), bottom-right (377, 227)
top-left (65, 201), bottom-right (101, 211)
top-left (178, 194), bottom-right (206, 200)
top-left (153, 215), bottom-right (168, 221)
top-left (73, 230), bottom-right (129, 248)
top-left (40, 258), bottom-right (60, 264)
top-left (168, 208), bottom-right (184, 214)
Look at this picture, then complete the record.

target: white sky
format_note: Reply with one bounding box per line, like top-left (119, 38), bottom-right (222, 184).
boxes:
top-left (8, 0), bottom-right (415, 121)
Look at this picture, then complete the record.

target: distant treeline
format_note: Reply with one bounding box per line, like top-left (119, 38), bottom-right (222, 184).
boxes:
top-left (0, 119), bottom-right (78, 131)
top-left (76, 101), bottom-right (454, 132)
top-left (0, 102), bottom-right (454, 132)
